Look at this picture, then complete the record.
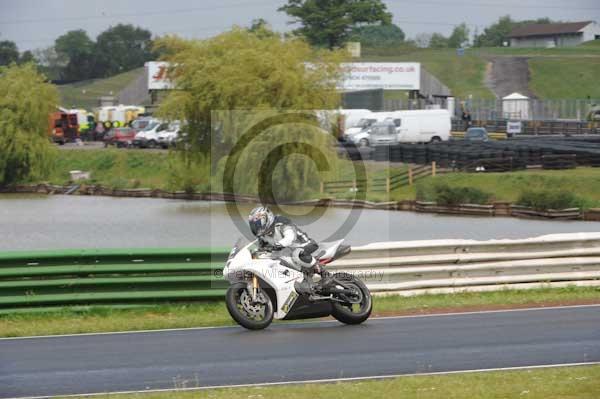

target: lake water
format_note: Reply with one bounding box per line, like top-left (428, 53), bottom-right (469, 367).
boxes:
top-left (1, 194), bottom-right (600, 251)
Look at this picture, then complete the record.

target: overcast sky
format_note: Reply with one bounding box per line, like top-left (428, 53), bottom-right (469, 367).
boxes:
top-left (1, 0), bottom-right (599, 51)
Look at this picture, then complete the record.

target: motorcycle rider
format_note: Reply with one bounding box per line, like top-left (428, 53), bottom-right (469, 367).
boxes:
top-left (248, 206), bottom-right (326, 295)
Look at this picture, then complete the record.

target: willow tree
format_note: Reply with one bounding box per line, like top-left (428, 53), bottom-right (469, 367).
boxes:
top-left (155, 28), bottom-right (346, 201)
top-left (0, 64), bottom-right (58, 186)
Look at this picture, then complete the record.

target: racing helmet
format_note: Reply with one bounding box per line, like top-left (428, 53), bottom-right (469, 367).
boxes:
top-left (248, 206), bottom-right (275, 237)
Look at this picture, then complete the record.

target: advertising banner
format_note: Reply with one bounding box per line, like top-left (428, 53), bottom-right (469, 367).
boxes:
top-left (339, 62), bottom-right (420, 91)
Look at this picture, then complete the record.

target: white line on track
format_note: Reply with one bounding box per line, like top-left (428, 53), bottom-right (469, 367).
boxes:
top-left (5, 362), bottom-right (600, 399)
top-left (1, 303), bottom-right (599, 341)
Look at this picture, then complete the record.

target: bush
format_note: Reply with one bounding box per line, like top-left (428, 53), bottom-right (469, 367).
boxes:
top-left (517, 189), bottom-right (583, 211)
top-left (417, 182), bottom-right (492, 205)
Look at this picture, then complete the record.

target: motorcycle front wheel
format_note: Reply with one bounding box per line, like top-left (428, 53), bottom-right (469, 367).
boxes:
top-left (226, 282), bottom-right (274, 330)
top-left (330, 273), bottom-right (372, 325)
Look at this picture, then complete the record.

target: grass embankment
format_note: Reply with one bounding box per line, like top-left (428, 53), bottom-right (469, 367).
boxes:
top-left (58, 68), bottom-right (144, 110)
top-left (58, 364), bottom-right (600, 399)
top-left (412, 168), bottom-right (600, 209)
top-left (49, 149), bottom-right (172, 190)
top-left (529, 58), bottom-right (600, 99)
top-left (46, 149), bottom-right (407, 194)
top-left (361, 44), bottom-right (600, 99)
top-left (362, 49), bottom-right (494, 99)
top-left (469, 44), bottom-right (600, 56)
top-left (42, 150), bottom-right (600, 209)
top-left (1, 286), bottom-right (598, 337)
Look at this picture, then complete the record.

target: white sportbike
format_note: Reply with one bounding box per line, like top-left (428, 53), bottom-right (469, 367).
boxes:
top-left (223, 238), bottom-right (372, 330)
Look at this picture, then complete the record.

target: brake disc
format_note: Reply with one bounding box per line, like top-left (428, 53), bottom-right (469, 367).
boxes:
top-left (240, 290), bottom-right (265, 318)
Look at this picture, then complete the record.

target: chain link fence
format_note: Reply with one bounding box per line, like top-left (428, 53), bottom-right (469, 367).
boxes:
top-left (384, 97), bottom-right (600, 122)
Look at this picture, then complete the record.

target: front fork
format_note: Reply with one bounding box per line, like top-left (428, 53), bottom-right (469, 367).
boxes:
top-left (251, 274), bottom-right (259, 302)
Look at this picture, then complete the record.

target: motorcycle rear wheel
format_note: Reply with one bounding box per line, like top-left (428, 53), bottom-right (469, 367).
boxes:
top-left (330, 273), bottom-right (372, 325)
top-left (226, 282), bottom-right (274, 330)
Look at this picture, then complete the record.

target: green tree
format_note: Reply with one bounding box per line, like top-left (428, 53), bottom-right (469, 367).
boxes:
top-left (447, 23), bottom-right (469, 48)
top-left (349, 23), bottom-right (405, 47)
top-left (155, 29), bottom-right (345, 200)
top-left (0, 40), bottom-right (19, 66)
top-left (19, 50), bottom-right (35, 65)
top-left (279, 0), bottom-right (392, 49)
top-left (0, 64), bottom-right (57, 186)
top-left (32, 46), bottom-right (67, 81)
top-left (55, 29), bottom-right (95, 80)
top-left (247, 18), bottom-right (278, 38)
top-left (428, 33), bottom-right (448, 49)
top-left (93, 24), bottom-right (153, 77)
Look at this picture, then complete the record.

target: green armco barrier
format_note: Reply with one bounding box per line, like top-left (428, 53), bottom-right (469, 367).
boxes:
top-left (0, 248), bottom-right (230, 313)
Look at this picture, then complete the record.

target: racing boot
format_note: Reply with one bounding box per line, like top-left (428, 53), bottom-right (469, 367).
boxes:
top-left (294, 271), bottom-right (316, 295)
top-left (316, 266), bottom-right (334, 291)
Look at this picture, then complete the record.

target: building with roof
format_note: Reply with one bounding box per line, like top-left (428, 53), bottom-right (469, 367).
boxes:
top-left (508, 21), bottom-right (600, 48)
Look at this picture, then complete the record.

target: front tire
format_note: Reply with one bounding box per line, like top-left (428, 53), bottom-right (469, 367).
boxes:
top-left (226, 282), bottom-right (274, 330)
top-left (330, 273), bottom-right (372, 325)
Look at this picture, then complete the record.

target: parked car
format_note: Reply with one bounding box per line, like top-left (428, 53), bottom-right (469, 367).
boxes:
top-left (369, 121), bottom-right (400, 146)
top-left (343, 116), bottom-right (382, 146)
top-left (157, 122), bottom-right (181, 148)
top-left (132, 120), bottom-right (169, 148)
top-left (103, 127), bottom-right (136, 148)
top-left (465, 127), bottom-right (489, 142)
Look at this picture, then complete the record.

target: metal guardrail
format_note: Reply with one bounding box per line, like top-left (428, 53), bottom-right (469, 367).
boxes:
top-left (330, 232), bottom-right (600, 296)
top-left (1, 233), bottom-right (599, 313)
top-left (0, 248), bottom-right (229, 313)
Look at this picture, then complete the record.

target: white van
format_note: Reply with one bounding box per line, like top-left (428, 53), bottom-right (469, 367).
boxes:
top-left (133, 120), bottom-right (169, 148)
top-left (157, 122), bottom-right (181, 148)
top-left (314, 109), bottom-right (372, 138)
top-left (395, 109), bottom-right (451, 143)
top-left (357, 109), bottom-right (451, 146)
top-left (338, 109), bottom-right (373, 132)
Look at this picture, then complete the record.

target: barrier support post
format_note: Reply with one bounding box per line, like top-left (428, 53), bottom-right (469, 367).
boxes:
top-left (386, 176), bottom-right (391, 193)
top-left (320, 181), bottom-right (324, 194)
top-left (432, 161), bottom-right (437, 177)
top-left (408, 167), bottom-right (413, 186)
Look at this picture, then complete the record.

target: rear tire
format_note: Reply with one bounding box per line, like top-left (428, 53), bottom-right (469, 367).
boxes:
top-left (330, 273), bottom-right (372, 325)
top-left (226, 282), bottom-right (274, 330)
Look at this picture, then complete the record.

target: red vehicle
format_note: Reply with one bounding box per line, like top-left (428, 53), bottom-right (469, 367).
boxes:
top-left (48, 112), bottom-right (79, 144)
top-left (103, 127), bottom-right (136, 148)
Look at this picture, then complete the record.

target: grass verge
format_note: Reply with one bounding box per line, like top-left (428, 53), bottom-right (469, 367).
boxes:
top-left (1, 286), bottom-right (598, 338)
top-left (56, 364), bottom-right (600, 399)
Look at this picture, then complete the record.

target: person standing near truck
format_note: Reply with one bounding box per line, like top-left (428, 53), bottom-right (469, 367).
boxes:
top-left (462, 110), bottom-right (472, 130)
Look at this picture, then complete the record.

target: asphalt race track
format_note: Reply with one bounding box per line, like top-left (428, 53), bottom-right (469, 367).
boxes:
top-left (1, 305), bottom-right (599, 398)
